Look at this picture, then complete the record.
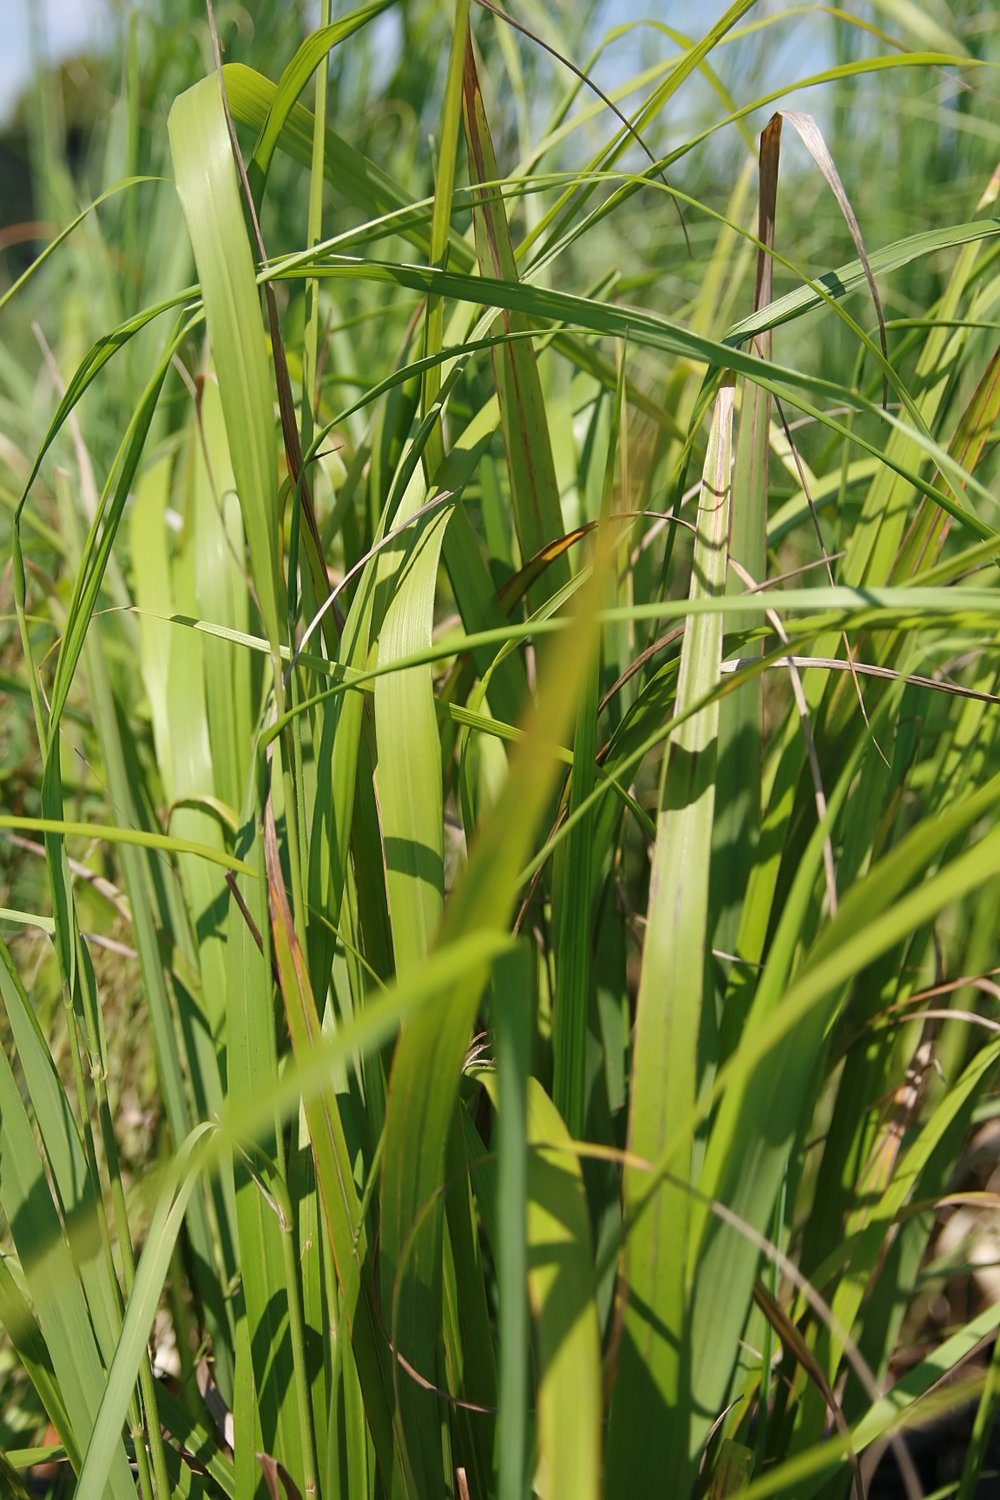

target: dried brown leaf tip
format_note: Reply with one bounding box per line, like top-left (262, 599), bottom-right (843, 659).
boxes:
top-left (759, 109), bottom-right (889, 407)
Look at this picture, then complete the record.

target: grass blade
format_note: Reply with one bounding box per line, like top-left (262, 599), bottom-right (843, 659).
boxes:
top-left (607, 375), bottom-right (735, 1490)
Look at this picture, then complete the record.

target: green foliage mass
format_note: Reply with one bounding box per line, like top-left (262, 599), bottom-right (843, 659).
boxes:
top-left (1, 2), bottom-right (999, 1496)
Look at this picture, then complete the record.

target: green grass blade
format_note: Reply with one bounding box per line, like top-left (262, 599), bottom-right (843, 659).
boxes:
top-left (245, 1), bottom-right (394, 200)
top-left (168, 76), bottom-right (285, 662)
top-left (263, 793), bottom-right (402, 1493)
top-left (378, 527), bottom-right (612, 1498)
top-left (473, 1066), bottom-right (603, 1500)
top-left (685, 775), bottom-right (1000, 1458)
top-left (76, 1127), bottom-right (215, 1500)
top-left (491, 943), bottom-right (532, 1500)
top-left (524, 1082), bottom-right (602, 1500)
top-left (0, 1022), bottom-right (136, 1497)
top-left (608, 375), bottom-right (735, 1490)
top-left (461, 36), bottom-right (570, 610)
top-left (551, 356), bottom-right (624, 1138)
top-left (374, 461), bottom-right (451, 974)
top-left (419, 0), bottom-right (469, 448)
top-left (0, 1253), bottom-right (79, 1470)
top-left (0, 940), bottom-right (122, 1367)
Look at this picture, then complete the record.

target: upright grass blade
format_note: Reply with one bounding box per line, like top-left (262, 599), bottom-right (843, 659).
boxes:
top-left (0, 1254), bottom-right (77, 1470)
top-left (243, 1), bottom-right (395, 205)
top-left (226, 821), bottom-right (306, 1499)
top-left (826, 1033), bottom-right (1000, 1381)
top-left (374, 463), bottom-right (451, 975)
top-left (0, 937), bottom-right (121, 1374)
top-left (839, 213), bottom-right (991, 596)
top-left (552, 357), bottom-right (624, 1138)
top-left (7, 331), bottom-right (183, 1496)
top-left (685, 772), bottom-right (1000, 1473)
top-left (372, 457), bottom-right (455, 1489)
top-left (474, 1066), bottom-right (603, 1500)
top-left (64, 504), bottom-right (220, 1489)
top-left (75, 1126), bottom-right (216, 1500)
top-left (712, 115), bottom-right (775, 963)
top-left (522, 1082), bottom-right (602, 1500)
top-left (378, 524), bottom-right (613, 1496)
top-left (461, 34), bottom-right (571, 611)
top-left (890, 334), bottom-right (1000, 588)
top-left (168, 75), bottom-right (285, 664)
top-left (490, 943), bottom-right (532, 1500)
top-left (169, 56), bottom-right (397, 1496)
top-left (420, 0), bottom-right (470, 458)
top-left (607, 375), bottom-right (735, 1491)
top-left (0, 994), bottom-right (136, 1499)
top-left (264, 784), bottom-right (403, 1494)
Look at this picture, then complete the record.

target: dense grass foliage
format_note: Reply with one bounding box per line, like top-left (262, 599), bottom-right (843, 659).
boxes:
top-left (1, 2), bottom-right (999, 1496)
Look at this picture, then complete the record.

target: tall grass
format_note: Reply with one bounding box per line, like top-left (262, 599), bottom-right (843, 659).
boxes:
top-left (1, 2), bottom-right (999, 1496)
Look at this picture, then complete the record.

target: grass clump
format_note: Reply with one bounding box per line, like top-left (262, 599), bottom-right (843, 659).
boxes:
top-left (1, 2), bottom-right (999, 1496)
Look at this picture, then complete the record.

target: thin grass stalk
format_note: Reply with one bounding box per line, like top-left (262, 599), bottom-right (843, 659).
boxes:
top-left (493, 944), bottom-right (532, 1500)
top-left (461, 33), bottom-right (571, 611)
top-left (421, 0), bottom-right (471, 475)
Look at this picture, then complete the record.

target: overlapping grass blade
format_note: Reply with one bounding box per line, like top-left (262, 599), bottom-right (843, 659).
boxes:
top-left (378, 525), bottom-right (612, 1497)
top-left (0, 1000), bottom-right (136, 1498)
top-left (168, 76), bottom-right (285, 662)
top-left (608, 375), bottom-right (735, 1489)
top-left (461, 34), bottom-right (570, 609)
